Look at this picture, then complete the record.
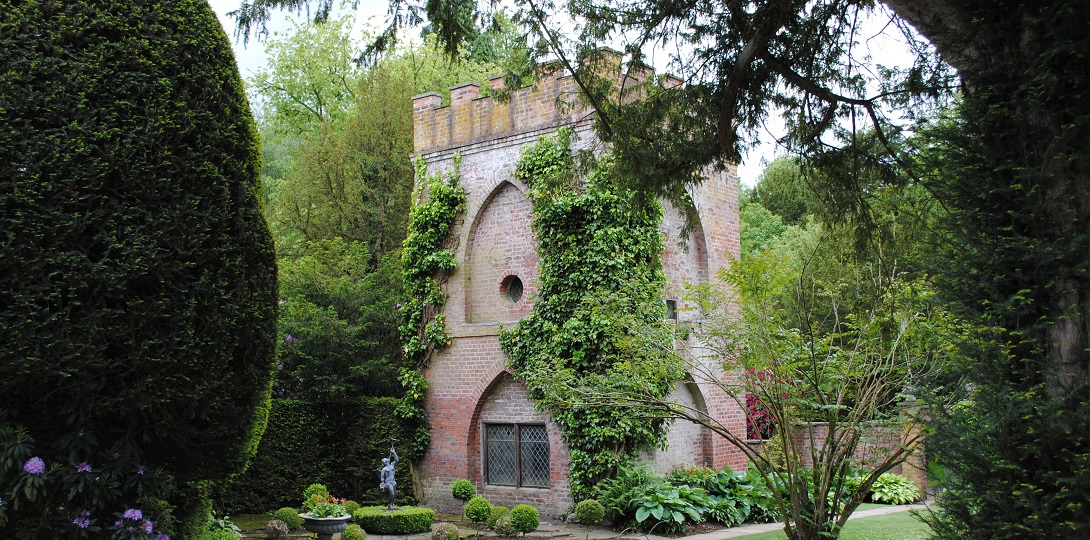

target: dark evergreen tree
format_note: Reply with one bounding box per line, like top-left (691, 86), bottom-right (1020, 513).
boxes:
top-left (0, 0), bottom-right (277, 535)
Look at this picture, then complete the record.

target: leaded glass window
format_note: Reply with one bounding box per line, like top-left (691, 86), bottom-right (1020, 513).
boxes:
top-left (484, 423), bottom-right (550, 488)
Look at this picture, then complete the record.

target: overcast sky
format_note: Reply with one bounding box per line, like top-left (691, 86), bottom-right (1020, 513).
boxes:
top-left (206, 1), bottom-right (917, 187)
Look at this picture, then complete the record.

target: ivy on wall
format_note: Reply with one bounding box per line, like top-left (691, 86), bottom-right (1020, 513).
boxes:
top-left (398, 156), bottom-right (467, 457)
top-left (500, 129), bottom-right (684, 499)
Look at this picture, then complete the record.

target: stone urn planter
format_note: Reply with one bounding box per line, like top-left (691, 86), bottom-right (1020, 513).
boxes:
top-left (300, 514), bottom-right (351, 540)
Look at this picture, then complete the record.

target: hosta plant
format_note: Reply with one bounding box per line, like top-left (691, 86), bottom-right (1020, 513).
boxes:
top-left (869, 472), bottom-right (920, 505)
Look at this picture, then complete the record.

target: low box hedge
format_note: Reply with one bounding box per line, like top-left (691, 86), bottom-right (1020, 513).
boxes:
top-left (354, 505), bottom-right (435, 535)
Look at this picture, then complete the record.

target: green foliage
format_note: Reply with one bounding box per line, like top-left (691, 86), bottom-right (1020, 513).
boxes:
top-left (273, 507), bottom-right (303, 530)
top-left (399, 157), bottom-right (467, 368)
top-left (868, 473), bottom-right (920, 505)
top-left (342, 523), bottom-right (367, 540)
top-left (464, 496), bottom-right (493, 524)
top-left (595, 463), bottom-right (724, 533)
top-left (508, 505), bottom-right (540, 535)
top-left (178, 482), bottom-right (217, 540)
top-left (493, 514), bottom-right (516, 537)
top-left (394, 156), bottom-right (467, 458)
top-left (595, 462), bottom-right (667, 528)
top-left (0, 0), bottom-right (276, 535)
top-left (452, 479), bottom-right (477, 502)
top-left (704, 237), bottom-right (946, 537)
top-left (596, 462), bottom-right (785, 530)
top-left (739, 203), bottom-right (787, 256)
top-left (633, 485), bottom-right (709, 534)
top-left (303, 484), bottom-right (330, 506)
top-left (353, 506), bottom-right (435, 534)
top-left (212, 398), bottom-right (423, 514)
top-left (256, 20), bottom-right (507, 260)
top-left (207, 512), bottom-right (243, 536)
top-left (501, 132), bottom-right (681, 498)
top-left (345, 500), bottom-right (361, 515)
top-left (197, 529), bottom-right (242, 540)
top-left (276, 241), bottom-right (405, 400)
top-left (748, 156), bottom-right (815, 225)
top-left (666, 466), bottom-right (717, 488)
top-left (574, 500), bottom-right (606, 525)
top-left (488, 505), bottom-right (510, 528)
top-left (433, 522), bottom-right (461, 540)
top-left (304, 493), bottom-right (349, 518)
top-left (916, 51), bottom-right (1090, 535)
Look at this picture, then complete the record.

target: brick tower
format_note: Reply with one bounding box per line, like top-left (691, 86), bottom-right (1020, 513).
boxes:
top-left (410, 64), bottom-right (744, 518)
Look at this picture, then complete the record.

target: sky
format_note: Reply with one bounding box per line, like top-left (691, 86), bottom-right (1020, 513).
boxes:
top-left (206, 1), bottom-right (918, 187)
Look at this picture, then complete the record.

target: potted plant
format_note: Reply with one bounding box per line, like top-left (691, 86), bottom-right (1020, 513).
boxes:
top-left (299, 483), bottom-right (351, 540)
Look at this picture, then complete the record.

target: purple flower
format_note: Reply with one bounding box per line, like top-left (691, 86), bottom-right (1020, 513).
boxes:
top-left (136, 464), bottom-right (146, 475)
top-left (73, 516), bottom-right (90, 529)
top-left (277, 364), bottom-right (283, 369)
top-left (76, 461), bottom-right (92, 473)
top-left (23, 457), bottom-right (45, 475)
top-left (396, 303), bottom-right (402, 308)
top-left (143, 520), bottom-right (154, 534)
top-left (123, 508), bottom-right (142, 520)
top-left (115, 520), bottom-right (123, 527)
top-left (283, 334), bottom-right (293, 343)
top-left (156, 534), bottom-right (170, 540)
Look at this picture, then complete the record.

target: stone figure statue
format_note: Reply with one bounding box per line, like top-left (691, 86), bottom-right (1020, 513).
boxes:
top-left (379, 446), bottom-right (399, 509)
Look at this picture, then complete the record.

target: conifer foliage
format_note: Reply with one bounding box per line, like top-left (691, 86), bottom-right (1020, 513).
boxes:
top-left (0, 0), bottom-right (277, 535)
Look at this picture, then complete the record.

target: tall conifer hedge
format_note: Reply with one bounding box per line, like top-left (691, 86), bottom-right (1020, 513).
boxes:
top-left (0, 0), bottom-right (277, 535)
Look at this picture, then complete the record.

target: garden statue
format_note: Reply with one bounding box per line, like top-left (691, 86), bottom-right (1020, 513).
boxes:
top-left (379, 446), bottom-right (399, 509)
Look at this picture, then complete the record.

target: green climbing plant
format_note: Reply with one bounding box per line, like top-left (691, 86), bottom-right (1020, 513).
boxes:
top-left (500, 129), bottom-right (683, 499)
top-left (398, 155), bottom-right (467, 456)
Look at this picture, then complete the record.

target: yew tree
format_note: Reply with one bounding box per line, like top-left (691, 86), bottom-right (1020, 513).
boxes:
top-left (1, 0), bottom-right (277, 535)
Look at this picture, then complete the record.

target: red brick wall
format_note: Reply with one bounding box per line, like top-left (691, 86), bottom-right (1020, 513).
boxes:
top-left (465, 181), bottom-right (538, 323)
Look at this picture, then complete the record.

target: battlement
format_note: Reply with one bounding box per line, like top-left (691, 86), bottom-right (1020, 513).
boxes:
top-left (412, 52), bottom-right (681, 155)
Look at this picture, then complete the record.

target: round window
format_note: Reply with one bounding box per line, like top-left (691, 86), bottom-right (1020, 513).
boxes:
top-left (500, 275), bottom-right (524, 304)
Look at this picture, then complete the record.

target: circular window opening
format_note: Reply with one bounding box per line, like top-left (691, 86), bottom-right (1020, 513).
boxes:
top-left (500, 275), bottom-right (524, 304)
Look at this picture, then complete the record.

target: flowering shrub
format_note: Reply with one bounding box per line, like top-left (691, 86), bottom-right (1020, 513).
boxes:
top-left (306, 494), bottom-right (349, 518)
top-left (745, 394), bottom-right (775, 440)
top-left (301, 484), bottom-right (348, 518)
top-left (0, 424), bottom-right (175, 539)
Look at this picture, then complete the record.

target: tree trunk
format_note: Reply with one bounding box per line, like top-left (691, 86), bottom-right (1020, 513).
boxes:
top-left (886, 0), bottom-right (1089, 391)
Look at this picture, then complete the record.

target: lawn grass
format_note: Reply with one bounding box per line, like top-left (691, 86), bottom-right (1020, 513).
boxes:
top-left (231, 514), bottom-right (272, 531)
top-left (733, 510), bottom-right (930, 540)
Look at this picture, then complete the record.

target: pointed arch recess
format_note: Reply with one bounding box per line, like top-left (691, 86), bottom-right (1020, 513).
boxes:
top-left (464, 180), bottom-right (538, 323)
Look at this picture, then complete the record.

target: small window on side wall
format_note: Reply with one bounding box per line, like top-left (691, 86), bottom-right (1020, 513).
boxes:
top-left (665, 299), bottom-right (678, 321)
top-left (484, 423), bottom-right (550, 488)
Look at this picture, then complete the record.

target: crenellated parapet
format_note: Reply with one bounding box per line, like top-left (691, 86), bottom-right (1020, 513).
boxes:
top-left (412, 69), bottom-right (584, 155)
top-left (411, 52), bottom-right (681, 155)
